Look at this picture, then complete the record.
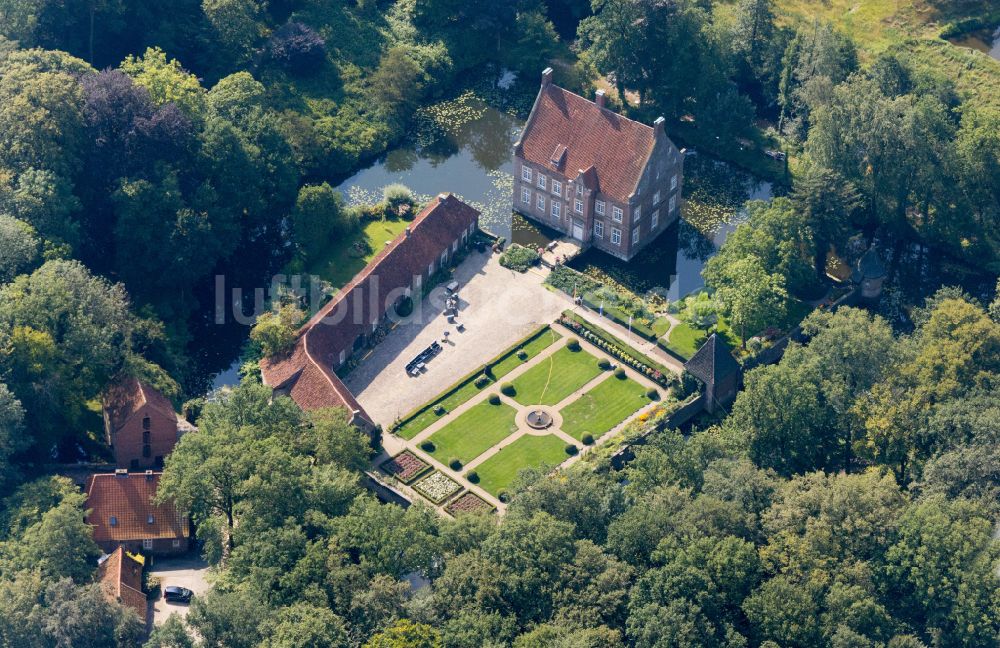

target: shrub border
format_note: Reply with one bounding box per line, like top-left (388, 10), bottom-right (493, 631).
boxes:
top-left (391, 325), bottom-right (557, 435)
top-left (560, 311), bottom-right (675, 387)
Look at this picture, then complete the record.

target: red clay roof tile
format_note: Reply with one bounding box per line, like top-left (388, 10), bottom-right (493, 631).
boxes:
top-left (97, 547), bottom-right (146, 618)
top-left (261, 194), bottom-right (479, 417)
top-left (85, 472), bottom-right (189, 543)
top-left (517, 84), bottom-right (656, 203)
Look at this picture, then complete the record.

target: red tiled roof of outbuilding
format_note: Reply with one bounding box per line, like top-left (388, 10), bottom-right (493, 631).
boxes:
top-left (103, 377), bottom-right (176, 432)
top-left (85, 472), bottom-right (189, 543)
top-left (261, 194), bottom-right (479, 418)
top-left (97, 547), bottom-right (147, 618)
top-left (516, 83), bottom-right (656, 203)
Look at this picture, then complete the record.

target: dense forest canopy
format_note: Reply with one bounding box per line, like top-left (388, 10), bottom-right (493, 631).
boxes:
top-left (0, 0), bottom-right (997, 646)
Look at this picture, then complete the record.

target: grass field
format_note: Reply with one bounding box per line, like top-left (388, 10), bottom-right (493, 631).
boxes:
top-left (560, 375), bottom-right (650, 441)
top-left (664, 321), bottom-right (705, 360)
top-left (305, 217), bottom-right (410, 288)
top-left (473, 434), bottom-right (569, 495)
top-left (426, 401), bottom-right (518, 465)
top-left (394, 327), bottom-right (560, 439)
top-left (510, 346), bottom-right (603, 406)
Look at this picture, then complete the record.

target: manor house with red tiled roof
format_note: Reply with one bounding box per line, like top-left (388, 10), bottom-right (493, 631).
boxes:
top-left (260, 194), bottom-right (479, 430)
top-left (513, 68), bottom-right (684, 260)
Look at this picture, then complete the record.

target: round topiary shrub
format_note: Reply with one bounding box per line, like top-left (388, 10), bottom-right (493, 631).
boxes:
top-left (614, 368), bottom-right (627, 379)
top-left (488, 393), bottom-right (501, 405)
top-left (466, 471), bottom-right (479, 483)
top-left (497, 490), bottom-right (510, 503)
top-left (420, 440), bottom-right (435, 452)
top-left (449, 457), bottom-right (462, 470)
top-left (566, 337), bottom-right (581, 351)
top-left (517, 349), bottom-right (528, 360)
top-left (433, 405), bottom-right (447, 416)
top-left (582, 433), bottom-right (595, 445)
top-left (597, 358), bottom-right (611, 370)
top-left (565, 444), bottom-right (579, 456)
top-left (474, 374), bottom-right (490, 388)
top-left (647, 388), bottom-right (660, 400)
top-left (500, 382), bottom-right (516, 396)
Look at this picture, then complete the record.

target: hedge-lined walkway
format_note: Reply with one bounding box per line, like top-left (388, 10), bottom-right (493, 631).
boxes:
top-left (383, 321), bottom-right (665, 512)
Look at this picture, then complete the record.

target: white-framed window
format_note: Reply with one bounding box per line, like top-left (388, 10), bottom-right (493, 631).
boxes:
top-left (633, 226), bottom-right (640, 245)
top-left (537, 174), bottom-right (546, 189)
top-left (521, 187), bottom-right (531, 204)
top-left (551, 201), bottom-right (561, 219)
top-left (574, 199), bottom-right (583, 214)
top-left (669, 195), bottom-right (677, 212)
top-left (595, 200), bottom-right (605, 216)
top-left (651, 209), bottom-right (659, 229)
top-left (521, 166), bottom-right (532, 182)
top-left (671, 174), bottom-right (678, 191)
top-left (441, 250), bottom-right (448, 266)
top-left (611, 228), bottom-right (621, 245)
top-left (612, 206), bottom-right (623, 223)
top-left (452, 240), bottom-right (458, 252)
top-left (552, 180), bottom-right (562, 196)
top-left (653, 191), bottom-right (661, 204)
top-left (339, 350), bottom-right (345, 365)
top-left (428, 262), bottom-right (434, 276)
top-left (576, 184), bottom-right (583, 196)
top-left (634, 205), bottom-right (641, 221)
top-left (594, 221), bottom-right (604, 239)
top-left (143, 539), bottom-right (154, 550)
top-left (536, 194), bottom-right (546, 211)
top-left (172, 539), bottom-right (181, 548)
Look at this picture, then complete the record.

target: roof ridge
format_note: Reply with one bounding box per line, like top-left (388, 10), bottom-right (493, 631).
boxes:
top-left (546, 84), bottom-right (655, 133)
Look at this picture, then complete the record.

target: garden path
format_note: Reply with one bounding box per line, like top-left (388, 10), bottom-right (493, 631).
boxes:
top-left (388, 320), bottom-right (665, 515)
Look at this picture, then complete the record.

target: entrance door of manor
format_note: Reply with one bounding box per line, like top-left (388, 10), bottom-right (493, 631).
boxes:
top-left (571, 219), bottom-right (584, 240)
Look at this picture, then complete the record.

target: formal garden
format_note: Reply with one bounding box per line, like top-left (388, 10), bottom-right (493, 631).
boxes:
top-left (382, 322), bottom-right (672, 509)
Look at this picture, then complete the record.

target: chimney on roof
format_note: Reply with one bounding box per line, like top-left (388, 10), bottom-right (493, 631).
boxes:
top-left (144, 470), bottom-right (154, 481)
top-left (654, 116), bottom-right (665, 137)
top-left (115, 468), bottom-right (128, 478)
top-left (541, 67), bottom-right (553, 87)
top-left (595, 89), bottom-right (606, 108)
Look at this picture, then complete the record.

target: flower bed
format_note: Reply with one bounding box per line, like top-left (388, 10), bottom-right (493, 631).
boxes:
top-left (559, 313), bottom-right (675, 388)
top-left (499, 244), bottom-right (540, 272)
top-left (380, 451), bottom-right (431, 485)
top-left (446, 491), bottom-right (496, 516)
top-left (413, 470), bottom-right (463, 504)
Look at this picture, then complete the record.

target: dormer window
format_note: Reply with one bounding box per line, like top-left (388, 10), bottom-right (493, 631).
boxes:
top-left (550, 144), bottom-right (567, 167)
top-left (147, 515), bottom-right (154, 524)
top-left (110, 516), bottom-right (117, 527)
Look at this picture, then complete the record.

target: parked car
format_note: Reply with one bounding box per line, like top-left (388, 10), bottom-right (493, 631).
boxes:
top-left (163, 586), bottom-right (193, 603)
top-left (764, 149), bottom-right (786, 161)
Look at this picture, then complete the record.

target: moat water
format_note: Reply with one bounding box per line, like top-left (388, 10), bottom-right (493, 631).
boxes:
top-left (211, 100), bottom-right (773, 389)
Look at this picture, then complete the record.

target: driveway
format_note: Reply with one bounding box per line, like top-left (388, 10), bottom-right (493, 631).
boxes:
top-left (148, 555), bottom-right (211, 627)
top-left (346, 249), bottom-right (566, 429)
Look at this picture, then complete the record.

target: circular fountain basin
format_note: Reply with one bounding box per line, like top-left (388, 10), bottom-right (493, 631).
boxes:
top-left (526, 409), bottom-right (553, 429)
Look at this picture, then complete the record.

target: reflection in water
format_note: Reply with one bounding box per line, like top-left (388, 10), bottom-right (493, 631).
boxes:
top-left (947, 26), bottom-right (1000, 61)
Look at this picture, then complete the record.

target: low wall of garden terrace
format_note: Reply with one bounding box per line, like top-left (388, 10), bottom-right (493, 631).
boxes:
top-left (363, 471), bottom-right (412, 508)
top-left (389, 325), bottom-right (555, 434)
top-left (608, 392), bottom-right (707, 470)
top-left (605, 391), bottom-right (707, 471)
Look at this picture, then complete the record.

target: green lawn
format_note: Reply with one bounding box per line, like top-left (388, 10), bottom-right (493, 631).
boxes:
top-left (664, 321), bottom-right (705, 360)
top-left (305, 217), bottom-right (411, 287)
top-left (510, 346), bottom-right (603, 406)
top-left (560, 375), bottom-right (651, 442)
top-left (473, 434), bottom-right (569, 496)
top-left (394, 327), bottom-right (560, 440)
top-left (426, 401), bottom-right (519, 465)
top-left (490, 328), bottom-right (562, 379)
top-left (651, 316), bottom-right (672, 337)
